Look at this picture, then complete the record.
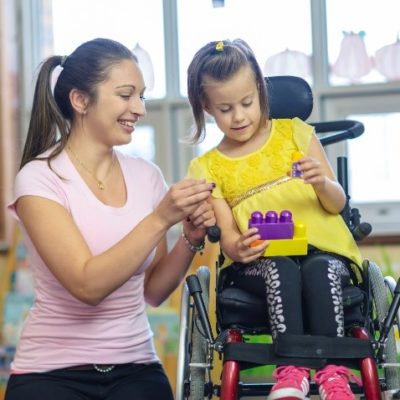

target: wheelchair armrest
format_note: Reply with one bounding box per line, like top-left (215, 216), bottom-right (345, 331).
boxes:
top-left (312, 120), bottom-right (364, 146)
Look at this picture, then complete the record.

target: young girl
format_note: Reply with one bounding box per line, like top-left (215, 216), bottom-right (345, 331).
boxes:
top-left (185, 38), bottom-right (363, 400)
top-left (5, 38), bottom-right (216, 400)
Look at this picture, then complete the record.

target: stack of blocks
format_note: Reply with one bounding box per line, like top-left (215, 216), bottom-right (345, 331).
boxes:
top-left (248, 210), bottom-right (307, 256)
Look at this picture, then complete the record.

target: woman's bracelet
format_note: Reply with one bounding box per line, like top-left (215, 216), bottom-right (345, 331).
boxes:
top-left (181, 231), bottom-right (205, 253)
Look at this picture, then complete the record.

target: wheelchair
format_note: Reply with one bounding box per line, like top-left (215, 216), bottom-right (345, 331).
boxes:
top-left (176, 76), bottom-right (400, 400)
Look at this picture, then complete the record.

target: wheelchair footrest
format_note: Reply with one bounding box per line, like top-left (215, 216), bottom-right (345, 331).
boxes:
top-left (223, 333), bottom-right (374, 370)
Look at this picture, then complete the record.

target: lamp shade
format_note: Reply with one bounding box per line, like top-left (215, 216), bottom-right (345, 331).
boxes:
top-left (375, 37), bottom-right (400, 81)
top-left (263, 49), bottom-right (311, 79)
top-left (332, 31), bottom-right (372, 82)
top-left (132, 43), bottom-right (155, 91)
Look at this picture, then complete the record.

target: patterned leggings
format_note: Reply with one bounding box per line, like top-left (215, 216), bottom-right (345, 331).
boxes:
top-left (220, 252), bottom-right (352, 338)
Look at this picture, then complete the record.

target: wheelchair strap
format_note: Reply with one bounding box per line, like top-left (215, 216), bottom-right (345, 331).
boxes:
top-left (274, 333), bottom-right (374, 359)
top-left (224, 342), bottom-right (327, 369)
top-left (223, 334), bottom-right (374, 371)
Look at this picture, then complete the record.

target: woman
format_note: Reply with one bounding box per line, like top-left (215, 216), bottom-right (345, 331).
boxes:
top-left (5, 37), bottom-right (216, 400)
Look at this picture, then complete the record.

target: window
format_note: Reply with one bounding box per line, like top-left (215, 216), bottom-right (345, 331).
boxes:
top-left (323, 0), bottom-right (400, 235)
top-left (45, 0), bottom-right (165, 163)
top-left (117, 126), bottom-right (156, 162)
top-left (51, 0), bottom-right (166, 99)
top-left (348, 113), bottom-right (400, 203)
top-left (326, 0), bottom-right (400, 86)
top-left (177, 0), bottom-right (312, 96)
top-left (195, 123), bottom-right (224, 156)
top-left (322, 94), bottom-right (400, 235)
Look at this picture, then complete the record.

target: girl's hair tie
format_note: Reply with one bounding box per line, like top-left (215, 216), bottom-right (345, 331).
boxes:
top-left (215, 41), bottom-right (224, 52)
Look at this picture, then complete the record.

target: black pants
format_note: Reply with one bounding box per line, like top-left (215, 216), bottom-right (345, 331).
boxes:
top-left (220, 251), bottom-right (352, 339)
top-left (5, 362), bottom-right (174, 400)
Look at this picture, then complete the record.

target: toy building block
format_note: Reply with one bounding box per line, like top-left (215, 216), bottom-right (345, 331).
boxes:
top-left (291, 150), bottom-right (304, 177)
top-left (248, 210), bottom-right (294, 240)
top-left (264, 223), bottom-right (307, 256)
top-left (249, 210), bottom-right (307, 256)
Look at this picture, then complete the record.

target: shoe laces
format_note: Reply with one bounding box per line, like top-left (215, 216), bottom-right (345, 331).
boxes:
top-left (273, 365), bottom-right (310, 383)
top-left (315, 365), bottom-right (362, 399)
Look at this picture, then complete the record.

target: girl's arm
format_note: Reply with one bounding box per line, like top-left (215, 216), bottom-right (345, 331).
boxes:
top-left (299, 133), bottom-right (346, 214)
top-left (211, 197), bottom-right (269, 264)
top-left (16, 179), bottom-right (214, 306)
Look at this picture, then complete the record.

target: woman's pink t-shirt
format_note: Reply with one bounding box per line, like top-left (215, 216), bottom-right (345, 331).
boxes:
top-left (7, 149), bottom-right (168, 372)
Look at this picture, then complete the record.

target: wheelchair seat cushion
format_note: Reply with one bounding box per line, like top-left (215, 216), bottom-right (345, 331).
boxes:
top-left (217, 285), bottom-right (366, 332)
top-left (342, 285), bottom-right (366, 327)
top-left (217, 287), bottom-right (268, 330)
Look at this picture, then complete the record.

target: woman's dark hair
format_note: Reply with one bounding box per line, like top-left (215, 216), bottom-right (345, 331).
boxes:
top-left (187, 38), bottom-right (269, 144)
top-left (20, 38), bottom-right (137, 169)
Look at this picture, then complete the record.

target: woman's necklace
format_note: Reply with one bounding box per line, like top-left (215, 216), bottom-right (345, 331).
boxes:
top-left (67, 145), bottom-right (115, 190)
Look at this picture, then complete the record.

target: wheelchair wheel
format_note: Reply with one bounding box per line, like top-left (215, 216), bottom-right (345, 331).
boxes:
top-left (176, 279), bottom-right (191, 400)
top-left (189, 266), bottom-right (211, 399)
top-left (384, 276), bottom-right (400, 332)
top-left (367, 260), bottom-right (400, 391)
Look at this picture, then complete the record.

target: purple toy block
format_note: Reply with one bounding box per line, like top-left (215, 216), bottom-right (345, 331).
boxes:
top-left (291, 162), bottom-right (302, 177)
top-left (248, 210), bottom-right (294, 240)
top-left (291, 151), bottom-right (304, 177)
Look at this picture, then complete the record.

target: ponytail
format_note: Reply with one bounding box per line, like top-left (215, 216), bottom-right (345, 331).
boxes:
top-left (20, 55), bottom-right (70, 169)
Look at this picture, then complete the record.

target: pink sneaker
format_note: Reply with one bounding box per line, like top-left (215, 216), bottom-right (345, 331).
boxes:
top-left (314, 365), bottom-right (362, 400)
top-left (268, 365), bottom-right (310, 400)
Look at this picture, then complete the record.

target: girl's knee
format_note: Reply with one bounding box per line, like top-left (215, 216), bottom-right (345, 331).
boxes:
top-left (301, 254), bottom-right (351, 286)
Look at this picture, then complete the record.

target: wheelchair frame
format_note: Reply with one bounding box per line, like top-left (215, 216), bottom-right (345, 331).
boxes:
top-left (177, 261), bottom-right (400, 400)
top-left (176, 76), bottom-right (400, 400)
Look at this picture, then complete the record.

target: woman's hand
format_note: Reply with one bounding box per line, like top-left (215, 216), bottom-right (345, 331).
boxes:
top-left (154, 179), bottom-right (215, 229)
top-left (231, 228), bottom-right (269, 264)
top-left (144, 187), bottom-right (216, 306)
top-left (182, 201), bottom-right (216, 245)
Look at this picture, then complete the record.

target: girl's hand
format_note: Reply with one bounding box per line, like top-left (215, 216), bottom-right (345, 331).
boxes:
top-left (182, 201), bottom-right (216, 245)
top-left (297, 156), bottom-right (327, 191)
top-left (292, 134), bottom-right (346, 214)
top-left (232, 228), bottom-right (269, 264)
top-left (155, 179), bottom-right (214, 229)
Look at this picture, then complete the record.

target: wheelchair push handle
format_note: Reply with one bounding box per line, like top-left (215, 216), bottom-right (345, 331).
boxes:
top-left (186, 275), bottom-right (203, 294)
top-left (186, 275), bottom-right (215, 343)
top-left (206, 225), bottom-right (221, 243)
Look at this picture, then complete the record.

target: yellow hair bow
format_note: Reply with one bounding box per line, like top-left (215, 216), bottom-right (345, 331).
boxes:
top-left (215, 41), bottom-right (224, 51)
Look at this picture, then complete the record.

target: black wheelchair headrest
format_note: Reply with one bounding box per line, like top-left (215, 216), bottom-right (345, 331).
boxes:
top-left (265, 76), bottom-right (313, 121)
top-left (264, 76), bottom-right (364, 146)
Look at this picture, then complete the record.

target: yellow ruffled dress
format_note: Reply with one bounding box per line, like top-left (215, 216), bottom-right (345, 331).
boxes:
top-left (187, 118), bottom-right (362, 267)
